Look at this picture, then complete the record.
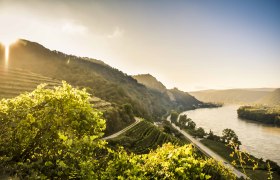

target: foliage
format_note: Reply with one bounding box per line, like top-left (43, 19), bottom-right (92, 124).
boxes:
top-left (0, 82), bottom-right (106, 179)
top-left (266, 159), bottom-right (280, 175)
top-left (162, 120), bottom-right (190, 143)
top-left (207, 129), bottom-right (221, 142)
top-left (187, 120), bottom-right (197, 130)
top-left (171, 114), bottom-right (205, 138)
top-left (102, 143), bottom-right (236, 180)
top-left (228, 142), bottom-right (258, 178)
top-left (222, 129), bottom-right (241, 148)
top-left (178, 114), bottom-right (190, 127)
top-left (238, 105), bottom-right (280, 126)
top-left (201, 139), bottom-right (280, 180)
top-left (0, 83), bottom-right (239, 179)
top-left (196, 127), bottom-right (206, 138)
top-left (103, 104), bottom-right (135, 136)
top-left (170, 110), bottom-right (179, 123)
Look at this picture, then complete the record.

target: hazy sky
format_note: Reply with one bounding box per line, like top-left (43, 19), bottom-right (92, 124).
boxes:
top-left (0, 0), bottom-right (279, 91)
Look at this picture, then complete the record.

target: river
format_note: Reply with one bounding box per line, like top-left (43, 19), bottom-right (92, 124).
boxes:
top-left (181, 105), bottom-right (280, 165)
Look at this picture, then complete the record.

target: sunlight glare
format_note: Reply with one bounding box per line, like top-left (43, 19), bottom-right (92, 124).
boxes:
top-left (1, 38), bottom-right (18, 67)
top-left (5, 43), bottom-right (10, 65)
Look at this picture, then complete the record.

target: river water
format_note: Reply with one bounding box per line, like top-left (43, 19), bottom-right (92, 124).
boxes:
top-left (181, 105), bottom-right (280, 165)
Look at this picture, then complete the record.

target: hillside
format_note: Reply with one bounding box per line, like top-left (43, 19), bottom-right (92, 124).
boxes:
top-left (0, 39), bottom-right (201, 122)
top-left (258, 88), bottom-right (280, 105)
top-left (133, 74), bottom-right (167, 93)
top-left (0, 66), bottom-right (61, 99)
top-left (132, 74), bottom-right (201, 109)
top-left (189, 89), bottom-right (272, 104)
top-left (0, 65), bottom-right (135, 136)
top-left (107, 120), bottom-right (184, 154)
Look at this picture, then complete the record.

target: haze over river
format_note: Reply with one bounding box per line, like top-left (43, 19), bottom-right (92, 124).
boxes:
top-left (181, 105), bottom-right (280, 165)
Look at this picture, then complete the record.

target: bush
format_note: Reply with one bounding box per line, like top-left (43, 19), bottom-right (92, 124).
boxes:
top-left (0, 82), bottom-right (106, 179)
top-left (102, 143), bottom-right (236, 180)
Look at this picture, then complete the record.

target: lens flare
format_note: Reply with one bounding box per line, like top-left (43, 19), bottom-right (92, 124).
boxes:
top-left (1, 38), bottom-right (18, 67)
top-left (5, 43), bottom-right (10, 65)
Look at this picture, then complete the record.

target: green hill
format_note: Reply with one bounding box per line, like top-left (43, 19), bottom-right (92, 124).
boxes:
top-left (189, 89), bottom-right (273, 104)
top-left (258, 88), bottom-right (280, 105)
top-left (0, 39), bottom-right (201, 121)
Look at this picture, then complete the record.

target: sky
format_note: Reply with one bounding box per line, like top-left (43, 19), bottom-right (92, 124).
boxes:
top-left (0, 0), bottom-right (279, 91)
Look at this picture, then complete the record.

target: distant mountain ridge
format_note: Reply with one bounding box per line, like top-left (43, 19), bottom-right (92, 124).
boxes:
top-left (258, 88), bottom-right (280, 105)
top-left (190, 88), bottom-right (279, 105)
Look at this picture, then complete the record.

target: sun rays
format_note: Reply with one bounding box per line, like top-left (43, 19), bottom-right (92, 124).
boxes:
top-left (1, 38), bottom-right (18, 67)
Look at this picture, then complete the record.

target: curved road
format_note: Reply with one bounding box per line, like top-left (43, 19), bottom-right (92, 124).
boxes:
top-left (102, 117), bottom-right (142, 140)
top-left (167, 116), bottom-right (247, 179)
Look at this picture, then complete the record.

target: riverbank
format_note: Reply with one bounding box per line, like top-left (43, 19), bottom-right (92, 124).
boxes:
top-left (167, 116), bottom-right (247, 179)
top-left (238, 105), bottom-right (280, 126)
top-left (200, 139), bottom-right (280, 180)
top-left (176, 105), bottom-right (280, 179)
top-left (180, 105), bottom-right (280, 165)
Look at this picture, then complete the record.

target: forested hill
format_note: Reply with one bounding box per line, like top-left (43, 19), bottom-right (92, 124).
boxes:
top-left (133, 74), bottom-right (201, 110)
top-left (189, 89), bottom-right (274, 104)
top-left (258, 88), bottom-right (280, 105)
top-left (133, 74), bottom-right (167, 93)
top-left (0, 39), bottom-right (201, 121)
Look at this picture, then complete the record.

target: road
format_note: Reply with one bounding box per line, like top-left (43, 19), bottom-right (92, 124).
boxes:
top-left (167, 116), bottom-right (247, 179)
top-left (102, 117), bottom-right (142, 140)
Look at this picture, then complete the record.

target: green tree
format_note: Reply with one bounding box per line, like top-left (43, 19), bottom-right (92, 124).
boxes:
top-left (0, 82), bottom-right (106, 179)
top-left (170, 111), bottom-right (179, 123)
top-left (208, 129), bottom-right (215, 140)
top-left (222, 128), bottom-right (241, 148)
top-left (196, 127), bottom-right (206, 138)
top-left (187, 120), bottom-right (196, 130)
top-left (122, 103), bottom-right (134, 120)
top-left (178, 114), bottom-right (189, 127)
top-left (207, 129), bottom-right (221, 142)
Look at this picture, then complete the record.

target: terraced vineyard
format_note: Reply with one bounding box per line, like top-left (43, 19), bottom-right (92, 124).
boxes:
top-left (108, 121), bottom-right (185, 154)
top-left (0, 66), bottom-right (61, 99)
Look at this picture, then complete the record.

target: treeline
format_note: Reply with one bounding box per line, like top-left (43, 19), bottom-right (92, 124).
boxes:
top-left (238, 105), bottom-right (280, 126)
top-left (170, 112), bottom-right (241, 146)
